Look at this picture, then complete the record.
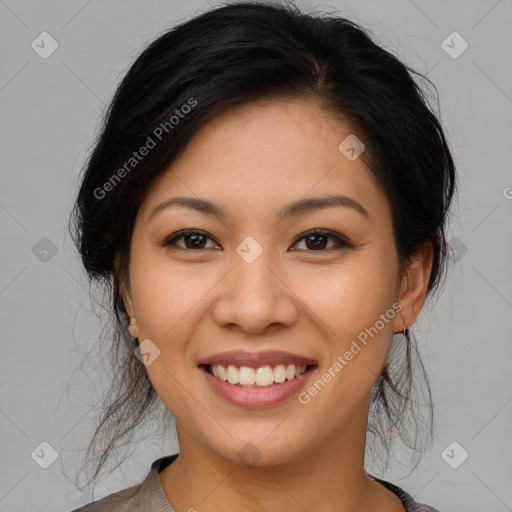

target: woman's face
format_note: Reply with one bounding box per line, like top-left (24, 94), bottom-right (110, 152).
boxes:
top-left (122, 97), bottom-right (416, 466)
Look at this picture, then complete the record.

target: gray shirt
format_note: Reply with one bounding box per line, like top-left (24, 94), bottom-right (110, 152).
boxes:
top-left (70, 454), bottom-right (441, 512)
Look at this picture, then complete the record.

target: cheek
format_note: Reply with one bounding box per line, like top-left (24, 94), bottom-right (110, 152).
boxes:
top-left (130, 240), bottom-right (399, 354)
top-left (130, 252), bottom-right (215, 339)
top-left (128, 256), bottom-right (213, 419)
top-left (300, 253), bottom-right (398, 338)
top-left (299, 253), bottom-right (400, 411)
top-left (296, 260), bottom-right (399, 423)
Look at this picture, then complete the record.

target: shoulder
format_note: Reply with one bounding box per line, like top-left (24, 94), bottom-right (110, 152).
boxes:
top-left (69, 454), bottom-right (179, 512)
top-left (372, 476), bottom-right (442, 512)
top-left (69, 482), bottom-right (143, 512)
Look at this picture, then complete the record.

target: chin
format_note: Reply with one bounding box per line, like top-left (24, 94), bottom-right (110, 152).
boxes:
top-left (198, 423), bottom-right (312, 468)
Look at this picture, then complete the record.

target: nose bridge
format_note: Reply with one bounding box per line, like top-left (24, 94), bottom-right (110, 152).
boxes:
top-left (235, 242), bottom-right (277, 297)
top-left (212, 238), bottom-right (297, 333)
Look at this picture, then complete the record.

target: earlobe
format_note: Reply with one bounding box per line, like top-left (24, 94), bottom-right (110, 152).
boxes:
top-left (392, 241), bottom-right (433, 332)
top-left (120, 280), bottom-right (139, 338)
top-left (128, 317), bottom-right (139, 339)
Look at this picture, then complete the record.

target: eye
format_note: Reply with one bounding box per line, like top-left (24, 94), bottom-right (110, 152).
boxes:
top-left (290, 229), bottom-right (355, 251)
top-left (163, 230), bottom-right (220, 250)
top-left (163, 228), bottom-right (354, 252)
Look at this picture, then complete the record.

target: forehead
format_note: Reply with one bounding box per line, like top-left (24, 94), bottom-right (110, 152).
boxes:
top-left (138, 97), bottom-right (390, 224)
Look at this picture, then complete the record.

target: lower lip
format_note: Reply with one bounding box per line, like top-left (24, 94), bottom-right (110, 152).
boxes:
top-left (200, 366), bottom-right (315, 409)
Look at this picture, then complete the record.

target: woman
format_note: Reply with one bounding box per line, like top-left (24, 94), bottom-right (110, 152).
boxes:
top-left (70, 1), bottom-right (455, 510)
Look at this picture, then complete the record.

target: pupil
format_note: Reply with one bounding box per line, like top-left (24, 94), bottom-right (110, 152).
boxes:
top-left (187, 234), bottom-right (205, 249)
top-left (307, 234), bottom-right (327, 250)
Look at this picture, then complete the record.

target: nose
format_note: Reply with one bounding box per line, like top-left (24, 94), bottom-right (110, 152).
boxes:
top-left (211, 247), bottom-right (299, 335)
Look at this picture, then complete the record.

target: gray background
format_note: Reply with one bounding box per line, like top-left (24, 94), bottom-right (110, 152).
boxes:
top-left (1, 0), bottom-right (511, 511)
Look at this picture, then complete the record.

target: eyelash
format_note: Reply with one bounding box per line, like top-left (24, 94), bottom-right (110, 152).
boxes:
top-left (163, 229), bottom-right (356, 252)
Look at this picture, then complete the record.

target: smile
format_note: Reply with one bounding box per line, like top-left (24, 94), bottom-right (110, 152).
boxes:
top-left (205, 363), bottom-right (310, 387)
top-left (197, 350), bottom-right (317, 408)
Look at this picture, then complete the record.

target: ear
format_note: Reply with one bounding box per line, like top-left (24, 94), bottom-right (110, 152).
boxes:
top-left (118, 270), bottom-right (139, 339)
top-left (392, 240), bottom-right (433, 332)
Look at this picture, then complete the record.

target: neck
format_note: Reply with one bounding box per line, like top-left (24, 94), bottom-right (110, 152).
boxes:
top-left (158, 403), bottom-right (404, 512)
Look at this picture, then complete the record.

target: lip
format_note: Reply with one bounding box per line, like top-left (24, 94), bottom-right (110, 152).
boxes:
top-left (197, 350), bottom-right (317, 368)
top-left (200, 366), bottom-right (316, 409)
top-left (197, 350), bottom-right (318, 409)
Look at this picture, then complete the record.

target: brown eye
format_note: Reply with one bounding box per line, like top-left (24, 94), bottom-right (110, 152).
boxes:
top-left (290, 229), bottom-right (354, 251)
top-left (164, 230), bottom-right (219, 250)
top-left (163, 228), bottom-right (354, 252)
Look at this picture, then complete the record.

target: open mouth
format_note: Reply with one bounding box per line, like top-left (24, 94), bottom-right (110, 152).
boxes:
top-left (200, 363), bottom-right (316, 388)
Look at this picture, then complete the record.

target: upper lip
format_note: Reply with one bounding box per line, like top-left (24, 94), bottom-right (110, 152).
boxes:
top-left (197, 350), bottom-right (317, 368)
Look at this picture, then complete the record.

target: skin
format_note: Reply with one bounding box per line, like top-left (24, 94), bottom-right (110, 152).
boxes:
top-left (121, 97), bottom-right (433, 512)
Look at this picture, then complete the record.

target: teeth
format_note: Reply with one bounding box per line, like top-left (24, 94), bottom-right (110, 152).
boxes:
top-left (256, 366), bottom-right (273, 386)
top-left (274, 364), bottom-right (286, 383)
top-left (217, 364), bottom-right (227, 381)
top-left (239, 366), bottom-right (255, 385)
top-left (207, 363), bottom-right (308, 386)
top-left (227, 365), bottom-right (239, 384)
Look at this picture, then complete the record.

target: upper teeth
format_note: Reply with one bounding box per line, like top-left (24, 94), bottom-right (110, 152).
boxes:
top-left (209, 364), bottom-right (308, 387)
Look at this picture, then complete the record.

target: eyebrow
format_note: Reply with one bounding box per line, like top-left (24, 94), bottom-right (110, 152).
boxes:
top-left (148, 193), bottom-right (369, 221)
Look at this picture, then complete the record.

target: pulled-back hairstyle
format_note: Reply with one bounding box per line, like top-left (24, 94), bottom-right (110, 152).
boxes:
top-left (70, 0), bottom-right (456, 490)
